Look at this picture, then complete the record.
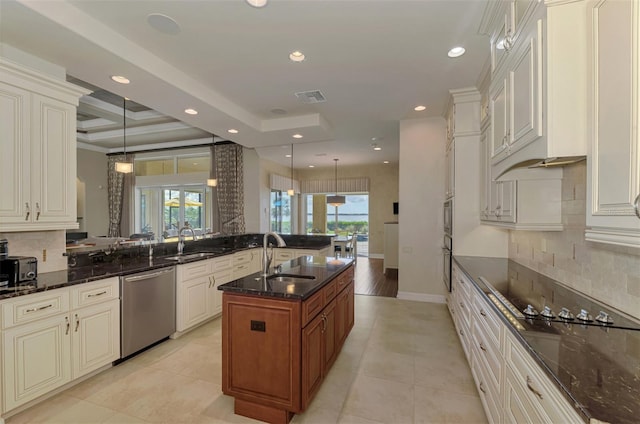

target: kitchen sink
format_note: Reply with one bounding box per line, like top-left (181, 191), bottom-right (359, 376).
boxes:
top-left (164, 252), bottom-right (211, 262)
top-left (266, 274), bottom-right (316, 284)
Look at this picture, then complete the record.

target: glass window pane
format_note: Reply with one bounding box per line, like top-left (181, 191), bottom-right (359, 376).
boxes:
top-left (163, 189), bottom-right (181, 237)
top-left (184, 189), bottom-right (204, 230)
top-left (135, 158), bottom-right (174, 176)
top-left (177, 155), bottom-right (210, 174)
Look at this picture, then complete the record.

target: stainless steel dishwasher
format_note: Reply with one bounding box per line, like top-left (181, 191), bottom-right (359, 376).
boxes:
top-left (120, 267), bottom-right (176, 358)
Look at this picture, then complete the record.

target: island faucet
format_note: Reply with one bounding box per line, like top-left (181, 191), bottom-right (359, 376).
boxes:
top-left (262, 232), bottom-right (286, 276)
top-left (177, 226), bottom-right (196, 255)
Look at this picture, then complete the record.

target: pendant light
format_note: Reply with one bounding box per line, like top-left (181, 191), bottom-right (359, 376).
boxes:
top-left (327, 158), bottom-right (345, 206)
top-left (115, 97), bottom-right (133, 173)
top-left (207, 136), bottom-right (218, 187)
top-left (287, 144), bottom-right (295, 196)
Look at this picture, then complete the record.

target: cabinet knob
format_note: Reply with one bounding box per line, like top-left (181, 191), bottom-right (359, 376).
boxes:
top-left (25, 202), bottom-right (30, 221)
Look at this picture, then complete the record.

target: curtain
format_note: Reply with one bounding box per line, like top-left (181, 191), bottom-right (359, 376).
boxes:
top-left (216, 144), bottom-right (245, 234)
top-left (107, 155), bottom-right (125, 237)
top-left (107, 154), bottom-right (135, 238)
top-left (300, 177), bottom-right (369, 194)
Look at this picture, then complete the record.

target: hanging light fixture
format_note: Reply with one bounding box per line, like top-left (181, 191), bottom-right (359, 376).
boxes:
top-left (207, 136), bottom-right (218, 187)
top-left (287, 144), bottom-right (295, 196)
top-left (115, 98), bottom-right (133, 173)
top-left (327, 158), bottom-right (345, 206)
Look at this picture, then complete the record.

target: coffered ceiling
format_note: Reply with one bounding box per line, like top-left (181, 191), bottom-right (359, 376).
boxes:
top-left (0, 0), bottom-right (490, 168)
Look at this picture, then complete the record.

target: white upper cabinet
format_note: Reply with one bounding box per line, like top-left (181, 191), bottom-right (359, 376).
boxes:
top-left (484, 0), bottom-right (589, 179)
top-left (0, 59), bottom-right (89, 232)
top-left (585, 0), bottom-right (640, 248)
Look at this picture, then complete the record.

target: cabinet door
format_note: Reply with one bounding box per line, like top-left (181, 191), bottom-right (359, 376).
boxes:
top-left (509, 18), bottom-right (543, 154)
top-left (498, 181), bottom-right (517, 223)
top-left (504, 366), bottom-right (547, 424)
top-left (31, 94), bottom-right (77, 226)
top-left (72, 299), bottom-right (120, 378)
top-left (323, 301), bottom-right (337, 371)
top-left (479, 125), bottom-right (492, 219)
top-left (177, 277), bottom-right (210, 331)
top-left (3, 314), bottom-right (72, 411)
top-left (586, 0), bottom-right (640, 246)
top-left (335, 282), bottom-right (354, 348)
top-left (211, 268), bottom-right (232, 316)
top-left (491, 10), bottom-right (510, 76)
top-left (445, 141), bottom-right (455, 199)
top-left (301, 313), bottom-right (324, 409)
top-left (0, 81), bottom-right (31, 226)
top-left (489, 77), bottom-right (509, 162)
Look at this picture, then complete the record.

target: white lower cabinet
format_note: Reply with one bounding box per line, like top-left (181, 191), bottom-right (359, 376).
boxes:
top-left (232, 249), bottom-right (260, 280)
top-left (1, 277), bottom-right (120, 413)
top-left (176, 255), bottom-right (233, 332)
top-left (450, 263), bottom-right (582, 424)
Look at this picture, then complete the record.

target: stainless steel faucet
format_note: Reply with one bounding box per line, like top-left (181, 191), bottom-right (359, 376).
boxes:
top-left (177, 226), bottom-right (196, 254)
top-left (262, 232), bottom-right (286, 275)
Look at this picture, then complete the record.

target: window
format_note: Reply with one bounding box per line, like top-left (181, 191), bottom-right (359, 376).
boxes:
top-left (270, 190), bottom-right (292, 234)
top-left (306, 194), bottom-right (369, 235)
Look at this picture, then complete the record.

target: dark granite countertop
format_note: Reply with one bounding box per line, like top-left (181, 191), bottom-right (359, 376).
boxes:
top-left (218, 256), bottom-right (353, 300)
top-left (0, 235), bottom-right (333, 301)
top-left (454, 256), bottom-right (640, 424)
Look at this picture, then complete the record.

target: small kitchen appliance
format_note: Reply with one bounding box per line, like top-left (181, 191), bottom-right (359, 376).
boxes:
top-left (0, 239), bottom-right (8, 259)
top-left (0, 256), bottom-right (38, 285)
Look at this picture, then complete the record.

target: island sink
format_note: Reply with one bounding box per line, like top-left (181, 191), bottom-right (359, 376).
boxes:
top-left (266, 274), bottom-right (316, 284)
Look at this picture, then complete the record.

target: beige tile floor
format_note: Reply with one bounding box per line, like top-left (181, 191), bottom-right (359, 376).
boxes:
top-left (6, 296), bottom-right (487, 424)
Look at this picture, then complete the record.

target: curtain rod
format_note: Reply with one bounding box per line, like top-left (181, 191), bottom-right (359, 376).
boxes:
top-left (106, 140), bottom-right (236, 156)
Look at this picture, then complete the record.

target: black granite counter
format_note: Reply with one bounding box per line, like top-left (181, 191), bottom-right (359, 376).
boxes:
top-left (218, 256), bottom-right (353, 300)
top-left (454, 256), bottom-right (640, 424)
top-left (1, 234), bottom-right (334, 301)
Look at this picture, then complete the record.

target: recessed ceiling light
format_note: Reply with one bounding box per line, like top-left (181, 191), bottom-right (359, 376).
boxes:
top-left (414, 105), bottom-right (427, 111)
top-left (147, 13), bottom-right (181, 35)
top-left (285, 154), bottom-right (292, 158)
top-left (184, 108), bottom-right (198, 115)
top-left (292, 134), bottom-right (303, 139)
top-left (371, 143), bottom-right (382, 151)
top-left (383, 161), bottom-right (390, 164)
top-left (448, 46), bottom-right (466, 58)
top-left (111, 75), bottom-right (130, 84)
top-left (308, 165), bottom-right (315, 168)
top-left (228, 129), bottom-right (239, 134)
top-left (289, 51), bottom-right (305, 62)
top-left (246, 0), bottom-right (268, 7)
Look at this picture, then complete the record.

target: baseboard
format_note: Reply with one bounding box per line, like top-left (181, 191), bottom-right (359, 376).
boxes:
top-left (396, 291), bottom-right (447, 304)
top-left (368, 253), bottom-right (383, 259)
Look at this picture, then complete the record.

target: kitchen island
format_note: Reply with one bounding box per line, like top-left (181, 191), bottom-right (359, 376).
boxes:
top-left (219, 256), bottom-right (354, 424)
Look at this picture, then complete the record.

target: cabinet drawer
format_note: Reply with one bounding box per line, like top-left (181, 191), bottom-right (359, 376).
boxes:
top-left (232, 263), bottom-right (252, 279)
top-left (336, 266), bottom-right (354, 292)
top-left (505, 334), bottom-right (582, 423)
top-left (472, 294), bottom-right (502, 350)
top-left (233, 252), bottom-right (251, 265)
top-left (71, 277), bottom-right (119, 309)
top-left (323, 279), bottom-right (337, 303)
top-left (213, 255), bottom-right (233, 271)
top-left (179, 260), bottom-right (212, 280)
top-left (275, 250), bottom-right (297, 261)
top-left (471, 349), bottom-right (502, 424)
top-left (2, 289), bottom-right (70, 329)
top-left (472, 318), bottom-right (502, 392)
top-left (302, 290), bottom-right (324, 327)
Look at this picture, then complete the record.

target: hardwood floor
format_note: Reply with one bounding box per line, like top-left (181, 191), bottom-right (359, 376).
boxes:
top-left (353, 257), bottom-right (398, 297)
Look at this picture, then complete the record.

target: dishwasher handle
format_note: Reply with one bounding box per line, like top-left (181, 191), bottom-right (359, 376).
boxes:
top-left (123, 268), bottom-right (174, 282)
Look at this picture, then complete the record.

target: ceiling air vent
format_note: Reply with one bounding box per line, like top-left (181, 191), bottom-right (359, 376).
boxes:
top-left (295, 90), bottom-right (326, 104)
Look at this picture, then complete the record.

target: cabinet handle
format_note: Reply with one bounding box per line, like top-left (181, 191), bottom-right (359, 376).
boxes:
top-left (75, 314), bottom-right (80, 332)
top-left (634, 194), bottom-right (640, 219)
top-left (526, 376), bottom-right (543, 400)
top-left (459, 302), bottom-right (464, 309)
top-left (460, 329), bottom-right (464, 336)
top-left (35, 202), bottom-right (40, 221)
top-left (25, 202), bottom-right (30, 221)
top-left (480, 310), bottom-right (487, 317)
top-left (208, 276), bottom-right (213, 288)
top-left (479, 382), bottom-right (486, 394)
top-left (479, 342), bottom-right (487, 352)
top-left (65, 316), bottom-right (70, 335)
top-left (321, 314), bottom-right (327, 333)
top-left (26, 304), bottom-right (53, 313)
top-left (88, 291), bottom-right (107, 297)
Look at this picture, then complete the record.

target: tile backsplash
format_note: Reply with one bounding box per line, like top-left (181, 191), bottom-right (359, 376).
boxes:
top-left (0, 230), bottom-right (67, 273)
top-left (508, 162), bottom-right (640, 320)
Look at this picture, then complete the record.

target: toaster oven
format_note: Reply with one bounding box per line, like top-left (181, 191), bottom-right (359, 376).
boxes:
top-left (0, 256), bottom-right (37, 286)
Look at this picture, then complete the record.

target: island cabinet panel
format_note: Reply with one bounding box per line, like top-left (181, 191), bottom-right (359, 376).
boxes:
top-left (222, 294), bottom-right (301, 414)
top-left (222, 263), bottom-right (355, 424)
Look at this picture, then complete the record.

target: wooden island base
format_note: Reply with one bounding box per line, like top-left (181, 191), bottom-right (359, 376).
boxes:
top-left (221, 263), bottom-right (354, 424)
top-left (234, 398), bottom-right (294, 424)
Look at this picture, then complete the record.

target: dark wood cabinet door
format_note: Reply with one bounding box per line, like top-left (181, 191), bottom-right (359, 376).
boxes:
top-left (301, 312), bottom-right (324, 409)
top-left (323, 300), bottom-right (337, 370)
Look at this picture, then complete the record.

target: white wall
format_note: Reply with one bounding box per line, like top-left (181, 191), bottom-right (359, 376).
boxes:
top-left (398, 117), bottom-right (447, 301)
